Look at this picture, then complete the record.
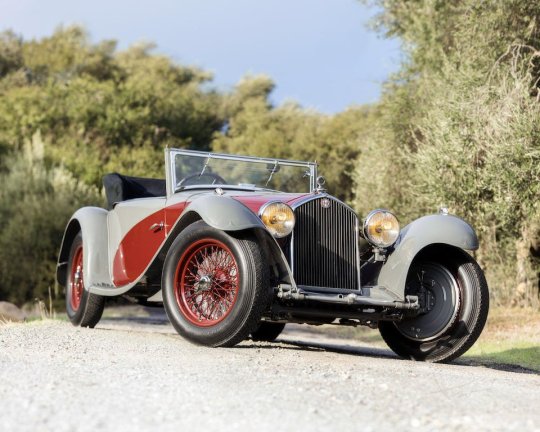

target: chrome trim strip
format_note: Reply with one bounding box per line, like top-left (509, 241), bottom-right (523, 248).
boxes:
top-left (355, 215), bottom-right (362, 294)
top-left (167, 148), bottom-right (318, 194)
top-left (165, 148), bottom-right (173, 198)
top-left (170, 148), bottom-right (317, 167)
top-left (290, 192), bottom-right (358, 214)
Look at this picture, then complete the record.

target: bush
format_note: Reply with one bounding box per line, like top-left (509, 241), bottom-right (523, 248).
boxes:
top-left (356, 0), bottom-right (540, 306)
top-left (0, 133), bottom-right (101, 304)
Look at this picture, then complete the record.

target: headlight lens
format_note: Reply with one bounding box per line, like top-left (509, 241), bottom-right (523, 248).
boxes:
top-left (260, 202), bottom-right (295, 238)
top-left (363, 209), bottom-right (400, 248)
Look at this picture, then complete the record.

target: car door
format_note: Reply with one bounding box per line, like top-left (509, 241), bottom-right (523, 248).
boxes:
top-left (107, 197), bottom-right (167, 287)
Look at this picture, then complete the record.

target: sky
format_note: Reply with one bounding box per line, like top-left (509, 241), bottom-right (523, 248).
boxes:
top-left (0, 0), bottom-right (402, 114)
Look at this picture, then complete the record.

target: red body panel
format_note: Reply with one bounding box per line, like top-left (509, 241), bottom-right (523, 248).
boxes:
top-left (111, 192), bottom-right (310, 287)
top-left (112, 210), bottom-right (166, 286)
top-left (230, 193), bottom-right (308, 214)
top-left (164, 202), bottom-right (188, 235)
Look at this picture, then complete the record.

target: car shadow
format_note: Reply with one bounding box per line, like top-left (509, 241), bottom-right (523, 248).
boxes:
top-left (278, 338), bottom-right (396, 360)
top-left (99, 308), bottom-right (539, 376)
top-left (242, 337), bottom-right (540, 376)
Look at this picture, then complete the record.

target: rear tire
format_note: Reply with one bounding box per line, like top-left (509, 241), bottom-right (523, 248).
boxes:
top-left (251, 322), bottom-right (286, 342)
top-left (162, 221), bottom-right (271, 347)
top-left (65, 232), bottom-right (105, 328)
top-left (379, 250), bottom-right (489, 362)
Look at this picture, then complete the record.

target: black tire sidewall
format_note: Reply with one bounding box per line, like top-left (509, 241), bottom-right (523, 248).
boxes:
top-left (162, 221), bottom-right (267, 346)
top-left (379, 253), bottom-right (489, 362)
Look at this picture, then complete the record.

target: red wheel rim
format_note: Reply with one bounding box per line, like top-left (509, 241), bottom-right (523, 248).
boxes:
top-left (69, 245), bottom-right (84, 311)
top-left (174, 238), bottom-right (240, 327)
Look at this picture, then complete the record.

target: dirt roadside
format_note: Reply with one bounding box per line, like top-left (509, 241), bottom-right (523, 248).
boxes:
top-left (0, 310), bottom-right (539, 432)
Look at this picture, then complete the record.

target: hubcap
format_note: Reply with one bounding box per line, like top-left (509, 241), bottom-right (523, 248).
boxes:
top-left (174, 239), bottom-right (239, 327)
top-left (69, 246), bottom-right (84, 311)
top-left (394, 262), bottom-right (460, 341)
top-left (196, 275), bottom-right (213, 292)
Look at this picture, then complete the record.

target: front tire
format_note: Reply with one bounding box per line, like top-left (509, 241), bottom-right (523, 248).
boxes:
top-left (162, 221), bottom-right (271, 347)
top-left (65, 232), bottom-right (105, 328)
top-left (379, 250), bottom-right (489, 362)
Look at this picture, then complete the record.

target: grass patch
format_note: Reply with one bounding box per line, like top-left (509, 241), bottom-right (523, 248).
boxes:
top-left (463, 307), bottom-right (540, 371)
top-left (315, 307), bottom-right (540, 370)
top-left (464, 340), bottom-right (539, 371)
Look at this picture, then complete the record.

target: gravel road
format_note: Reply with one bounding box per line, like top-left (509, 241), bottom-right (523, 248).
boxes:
top-left (1, 310), bottom-right (539, 432)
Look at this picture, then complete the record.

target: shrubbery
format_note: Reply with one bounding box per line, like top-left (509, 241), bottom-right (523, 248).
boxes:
top-left (0, 132), bottom-right (101, 304)
top-left (356, 0), bottom-right (540, 306)
top-left (1, 2), bottom-right (539, 308)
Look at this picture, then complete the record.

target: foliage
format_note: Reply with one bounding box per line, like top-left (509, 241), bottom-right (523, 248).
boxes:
top-left (0, 28), bottom-right (369, 305)
top-left (213, 75), bottom-right (369, 201)
top-left (0, 26), bottom-right (223, 185)
top-left (0, 26), bottom-right (225, 304)
top-left (2, 5), bottom-right (540, 309)
top-left (357, 0), bottom-right (540, 306)
top-left (0, 133), bottom-right (101, 304)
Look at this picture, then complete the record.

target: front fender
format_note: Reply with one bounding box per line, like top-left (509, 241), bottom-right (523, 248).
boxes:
top-left (179, 195), bottom-right (295, 282)
top-left (182, 195), bottom-right (265, 231)
top-left (377, 214), bottom-right (478, 299)
top-left (56, 207), bottom-right (112, 289)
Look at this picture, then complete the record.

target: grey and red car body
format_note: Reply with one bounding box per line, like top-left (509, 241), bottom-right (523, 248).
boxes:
top-left (57, 149), bottom-right (489, 362)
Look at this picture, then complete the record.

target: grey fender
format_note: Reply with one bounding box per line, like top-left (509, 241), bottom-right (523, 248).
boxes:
top-left (180, 196), bottom-right (296, 284)
top-left (377, 214), bottom-right (478, 300)
top-left (145, 195), bottom-right (295, 303)
top-left (182, 195), bottom-right (265, 231)
top-left (56, 207), bottom-right (112, 290)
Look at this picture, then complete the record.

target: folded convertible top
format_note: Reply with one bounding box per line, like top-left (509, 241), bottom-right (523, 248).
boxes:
top-left (102, 173), bottom-right (166, 210)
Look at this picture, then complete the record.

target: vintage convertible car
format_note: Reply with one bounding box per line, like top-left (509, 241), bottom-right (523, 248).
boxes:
top-left (57, 149), bottom-right (489, 362)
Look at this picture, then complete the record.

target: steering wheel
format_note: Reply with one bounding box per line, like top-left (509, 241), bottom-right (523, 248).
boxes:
top-left (177, 172), bottom-right (227, 187)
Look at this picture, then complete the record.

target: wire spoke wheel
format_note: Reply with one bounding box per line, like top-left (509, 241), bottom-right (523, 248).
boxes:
top-left (175, 239), bottom-right (240, 327)
top-left (65, 232), bottom-right (105, 328)
top-left (162, 221), bottom-right (270, 347)
top-left (69, 245), bottom-right (84, 311)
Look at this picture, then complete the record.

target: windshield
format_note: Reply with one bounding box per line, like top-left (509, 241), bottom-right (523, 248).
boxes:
top-left (170, 150), bottom-right (316, 194)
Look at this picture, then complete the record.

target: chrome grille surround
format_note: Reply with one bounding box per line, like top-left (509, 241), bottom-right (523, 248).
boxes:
top-left (291, 195), bottom-right (361, 290)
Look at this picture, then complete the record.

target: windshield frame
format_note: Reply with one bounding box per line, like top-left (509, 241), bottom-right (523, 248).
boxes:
top-left (165, 148), bottom-right (318, 197)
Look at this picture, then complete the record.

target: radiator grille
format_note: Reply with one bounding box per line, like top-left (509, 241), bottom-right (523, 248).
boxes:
top-left (292, 197), bottom-right (360, 290)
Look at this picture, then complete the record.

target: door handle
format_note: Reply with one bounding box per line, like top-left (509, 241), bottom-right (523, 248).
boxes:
top-left (149, 222), bottom-right (164, 232)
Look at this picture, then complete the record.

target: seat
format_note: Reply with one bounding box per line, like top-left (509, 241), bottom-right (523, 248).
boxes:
top-left (102, 173), bottom-right (167, 210)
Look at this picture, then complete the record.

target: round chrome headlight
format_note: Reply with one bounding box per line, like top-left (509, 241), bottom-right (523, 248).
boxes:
top-left (259, 202), bottom-right (295, 238)
top-left (363, 209), bottom-right (400, 248)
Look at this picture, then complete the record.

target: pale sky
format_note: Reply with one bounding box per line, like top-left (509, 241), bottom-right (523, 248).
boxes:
top-left (0, 0), bottom-right (401, 113)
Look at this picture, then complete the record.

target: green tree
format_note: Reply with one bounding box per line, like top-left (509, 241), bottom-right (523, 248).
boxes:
top-left (0, 133), bottom-right (101, 304)
top-left (213, 75), bottom-right (370, 201)
top-left (358, 0), bottom-right (540, 306)
top-left (0, 26), bottom-right (224, 185)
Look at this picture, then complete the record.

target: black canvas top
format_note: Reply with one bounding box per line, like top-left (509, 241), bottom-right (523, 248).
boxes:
top-left (102, 173), bottom-right (166, 209)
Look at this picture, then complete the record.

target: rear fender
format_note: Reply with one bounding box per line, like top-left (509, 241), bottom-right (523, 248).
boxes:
top-left (377, 214), bottom-right (478, 299)
top-left (56, 207), bottom-right (112, 290)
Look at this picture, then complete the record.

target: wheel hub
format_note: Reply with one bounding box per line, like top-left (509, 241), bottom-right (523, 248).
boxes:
top-left (394, 262), bottom-right (460, 341)
top-left (74, 266), bottom-right (82, 286)
top-left (195, 275), bottom-right (213, 292)
top-left (174, 239), bottom-right (239, 327)
top-left (69, 246), bottom-right (84, 311)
